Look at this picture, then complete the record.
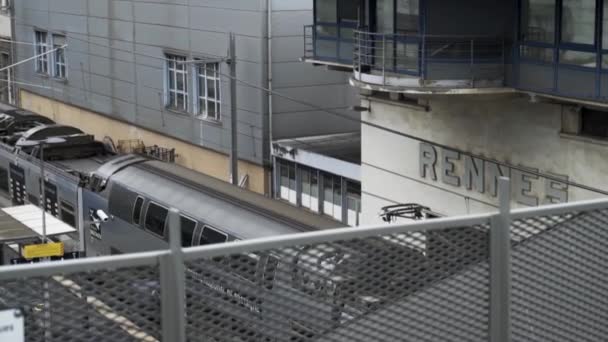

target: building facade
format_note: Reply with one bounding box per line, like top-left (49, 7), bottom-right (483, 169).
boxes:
top-left (309, 0), bottom-right (608, 224)
top-left (12, 0), bottom-right (359, 195)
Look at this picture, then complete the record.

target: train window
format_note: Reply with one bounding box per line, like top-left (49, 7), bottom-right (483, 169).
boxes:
top-left (199, 226), bottom-right (227, 245)
top-left (144, 202), bottom-right (168, 238)
top-left (132, 197), bottom-right (144, 225)
top-left (181, 216), bottom-right (197, 247)
top-left (60, 201), bottom-right (76, 227)
top-left (0, 166), bottom-right (8, 192)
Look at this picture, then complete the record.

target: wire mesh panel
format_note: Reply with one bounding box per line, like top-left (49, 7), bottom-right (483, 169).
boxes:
top-left (0, 265), bottom-right (161, 342)
top-left (185, 224), bottom-right (490, 342)
top-left (511, 208), bottom-right (608, 342)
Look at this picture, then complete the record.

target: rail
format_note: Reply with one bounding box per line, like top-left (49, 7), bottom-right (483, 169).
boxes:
top-left (2, 178), bottom-right (608, 341)
top-left (354, 30), bottom-right (507, 86)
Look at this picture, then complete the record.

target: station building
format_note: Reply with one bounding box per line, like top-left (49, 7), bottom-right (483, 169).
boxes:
top-left (307, 0), bottom-right (608, 224)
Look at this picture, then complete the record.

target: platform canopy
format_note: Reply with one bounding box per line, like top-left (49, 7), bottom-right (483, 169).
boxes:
top-left (0, 205), bottom-right (76, 243)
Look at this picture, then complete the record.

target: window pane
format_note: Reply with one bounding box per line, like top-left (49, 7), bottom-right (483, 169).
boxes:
top-left (604, 4), bottom-right (608, 48)
top-left (181, 217), bottom-right (197, 247)
top-left (207, 79), bottom-right (216, 98)
top-left (338, 0), bottom-right (360, 23)
top-left (133, 197), bottom-right (144, 224)
top-left (376, 0), bottom-right (395, 33)
top-left (521, 0), bottom-right (555, 43)
top-left (332, 177), bottom-right (342, 221)
top-left (310, 171), bottom-right (319, 212)
top-left (396, 0), bottom-right (419, 34)
top-left (316, 0), bottom-right (337, 23)
top-left (560, 50), bottom-right (596, 67)
top-left (520, 45), bottom-right (554, 62)
top-left (323, 174), bottom-right (334, 216)
top-left (301, 169), bottom-right (311, 209)
top-left (200, 226), bottom-right (227, 245)
top-left (581, 108), bottom-right (608, 138)
top-left (562, 0), bottom-right (595, 45)
top-left (145, 203), bottom-right (168, 237)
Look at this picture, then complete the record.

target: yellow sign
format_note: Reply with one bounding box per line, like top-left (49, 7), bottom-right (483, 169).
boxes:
top-left (23, 242), bottom-right (64, 259)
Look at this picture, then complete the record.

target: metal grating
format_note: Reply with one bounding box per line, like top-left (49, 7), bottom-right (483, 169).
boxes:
top-left (511, 208), bottom-right (608, 342)
top-left (185, 224), bottom-right (490, 342)
top-left (0, 265), bottom-right (161, 342)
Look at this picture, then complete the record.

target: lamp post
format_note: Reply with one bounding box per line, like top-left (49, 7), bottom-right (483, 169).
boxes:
top-left (16, 137), bottom-right (66, 243)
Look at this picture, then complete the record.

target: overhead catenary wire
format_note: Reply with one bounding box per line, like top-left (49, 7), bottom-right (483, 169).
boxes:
top-left (8, 31), bottom-right (608, 197)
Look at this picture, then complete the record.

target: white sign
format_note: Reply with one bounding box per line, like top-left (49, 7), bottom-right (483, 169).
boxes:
top-left (0, 309), bottom-right (24, 342)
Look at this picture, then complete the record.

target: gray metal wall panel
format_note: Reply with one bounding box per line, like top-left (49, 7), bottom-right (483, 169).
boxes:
top-left (14, 0), bottom-right (357, 165)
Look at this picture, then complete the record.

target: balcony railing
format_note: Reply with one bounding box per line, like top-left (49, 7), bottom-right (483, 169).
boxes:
top-left (304, 24), bottom-right (358, 66)
top-left (354, 31), bottom-right (507, 88)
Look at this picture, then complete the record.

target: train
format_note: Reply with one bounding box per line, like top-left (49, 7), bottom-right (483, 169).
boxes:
top-left (0, 102), bottom-right (471, 341)
top-left (0, 102), bottom-right (342, 258)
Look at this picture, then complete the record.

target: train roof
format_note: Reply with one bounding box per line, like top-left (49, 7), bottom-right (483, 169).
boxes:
top-left (108, 159), bottom-right (343, 239)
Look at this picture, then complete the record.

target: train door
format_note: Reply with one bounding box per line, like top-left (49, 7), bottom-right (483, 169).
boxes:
top-left (9, 163), bottom-right (25, 205)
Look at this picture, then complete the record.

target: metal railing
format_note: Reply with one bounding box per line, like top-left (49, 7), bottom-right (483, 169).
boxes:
top-left (353, 31), bottom-right (507, 87)
top-left (303, 24), bottom-right (360, 66)
top-left (2, 178), bottom-right (608, 341)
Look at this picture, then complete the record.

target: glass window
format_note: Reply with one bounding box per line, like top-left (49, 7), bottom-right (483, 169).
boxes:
top-left (200, 226), bottom-right (228, 245)
top-left (338, 0), bottom-right (360, 23)
top-left (34, 31), bottom-right (49, 74)
top-left (559, 50), bottom-right (596, 67)
top-left (301, 168), bottom-right (319, 213)
top-left (52, 34), bottom-right (67, 79)
top-left (346, 181), bottom-right (361, 227)
top-left (180, 216), bottom-right (197, 247)
top-left (603, 4), bottom-right (608, 49)
top-left (165, 54), bottom-right (188, 111)
top-left (0, 53), bottom-right (10, 103)
top-left (316, 0), bottom-right (337, 23)
top-left (60, 201), bottom-right (76, 227)
top-left (197, 62), bottom-right (221, 121)
top-left (396, 0), bottom-right (419, 34)
top-left (133, 197), bottom-right (144, 225)
top-left (376, 0), bottom-right (395, 33)
top-left (581, 107), bottom-right (608, 138)
top-left (323, 174), bottom-right (343, 221)
top-left (520, 45), bottom-right (554, 62)
top-left (521, 0), bottom-right (555, 43)
top-left (279, 160), bottom-right (297, 205)
top-left (144, 202), bottom-right (168, 238)
top-left (562, 0), bottom-right (595, 45)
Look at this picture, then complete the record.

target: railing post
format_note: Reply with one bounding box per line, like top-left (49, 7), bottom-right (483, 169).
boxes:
top-left (160, 208), bottom-right (186, 342)
top-left (382, 34), bottom-right (386, 86)
top-left (490, 177), bottom-right (511, 342)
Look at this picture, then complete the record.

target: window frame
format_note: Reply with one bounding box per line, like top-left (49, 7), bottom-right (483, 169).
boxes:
top-left (34, 30), bottom-right (50, 75)
top-left (132, 196), bottom-right (144, 226)
top-left (180, 214), bottom-right (198, 247)
top-left (196, 61), bottom-right (222, 121)
top-left (199, 225), bottom-right (228, 246)
top-left (51, 33), bottom-right (67, 80)
top-left (164, 54), bottom-right (189, 112)
top-left (144, 201), bottom-right (169, 239)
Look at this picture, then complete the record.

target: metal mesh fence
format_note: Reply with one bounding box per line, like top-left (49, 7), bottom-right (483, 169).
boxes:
top-left (511, 208), bottom-right (608, 342)
top-left (0, 265), bottom-right (161, 342)
top-left (185, 224), bottom-right (490, 342)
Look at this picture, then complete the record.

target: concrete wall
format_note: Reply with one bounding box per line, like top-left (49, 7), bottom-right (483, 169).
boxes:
top-left (270, 0), bottom-right (359, 140)
top-left (361, 94), bottom-right (608, 224)
top-left (20, 89), bottom-right (268, 195)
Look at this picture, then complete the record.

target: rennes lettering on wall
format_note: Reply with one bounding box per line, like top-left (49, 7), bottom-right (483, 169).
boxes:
top-left (419, 143), bottom-right (569, 206)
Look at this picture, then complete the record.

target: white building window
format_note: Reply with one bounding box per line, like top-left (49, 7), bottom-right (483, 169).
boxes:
top-left (301, 167), bottom-right (319, 213)
top-left (197, 62), bottom-right (221, 121)
top-left (34, 30), bottom-right (49, 74)
top-left (323, 174), bottom-right (343, 221)
top-left (165, 54), bottom-right (189, 111)
top-left (279, 161), bottom-right (297, 205)
top-left (52, 34), bottom-right (67, 79)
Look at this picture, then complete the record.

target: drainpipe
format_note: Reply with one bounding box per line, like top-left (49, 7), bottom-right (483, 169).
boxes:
top-left (267, 0), bottom-right (274, 195)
